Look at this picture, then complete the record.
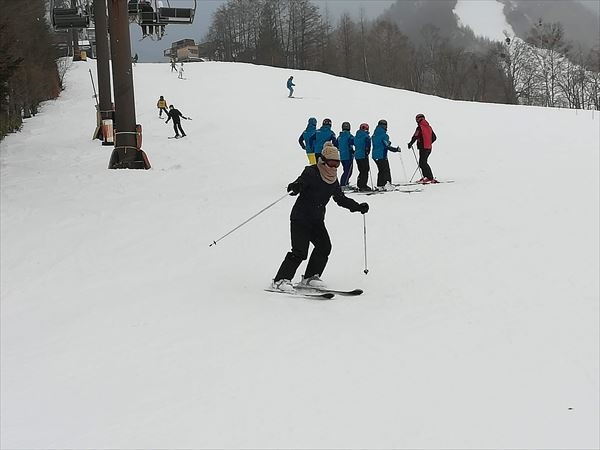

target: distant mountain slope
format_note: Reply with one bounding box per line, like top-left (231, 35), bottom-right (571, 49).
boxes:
top-left (382, 0), bottom-right (598, 53)
top-left (500, 0), bottom-right (599, 53)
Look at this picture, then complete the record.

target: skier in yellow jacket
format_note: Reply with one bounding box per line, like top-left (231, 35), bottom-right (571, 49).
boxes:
top-left (157, 95), bottom-right (168, 118)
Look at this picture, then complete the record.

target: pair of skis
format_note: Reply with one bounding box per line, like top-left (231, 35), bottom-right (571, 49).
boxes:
top-left (350, 186), bottom-right (423, 196)
top-left (265, 285), bottom-right (363, 300)
top-left (394, 180), bottom-right (454, 187)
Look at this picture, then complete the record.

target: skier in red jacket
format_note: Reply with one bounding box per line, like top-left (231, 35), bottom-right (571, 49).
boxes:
top-left (408, 113), bottom-right (438, 184)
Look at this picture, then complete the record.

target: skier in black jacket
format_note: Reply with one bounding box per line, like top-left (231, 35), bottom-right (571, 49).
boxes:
top-left (272, 142), bottom-right (369, 292)
top-left (165, 105), bottom-right (187, 138)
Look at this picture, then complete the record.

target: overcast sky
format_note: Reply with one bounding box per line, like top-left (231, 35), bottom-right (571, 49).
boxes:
top-left (131, 0), bottom-right (395, 62)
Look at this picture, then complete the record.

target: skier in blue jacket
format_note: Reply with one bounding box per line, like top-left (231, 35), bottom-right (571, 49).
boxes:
top-left (371, 119), bottom-right (400, 189)
top-left (337, 121), bottom-right (355, 188)
top-left (309, 118), bottom-right (338, 163)
top-left (287, 76), bottom-right (295, 98)
top-left (298, 117), bottom-right (318, 165)
top-left (354, 123), bottom-right (372, 191)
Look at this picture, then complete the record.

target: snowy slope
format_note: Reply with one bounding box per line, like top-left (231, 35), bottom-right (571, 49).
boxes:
top-left (1, 60), bottom-right (599, 449)
top-left (454, 0), bottom-right (515, 41)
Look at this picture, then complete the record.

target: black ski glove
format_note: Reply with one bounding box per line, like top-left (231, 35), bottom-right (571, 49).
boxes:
top-left (407, 142), bottom-right (413, 149)
top-left (287, 181), bottom-right (301, 196)
top-left (357, 202), bottom-right (369, 214)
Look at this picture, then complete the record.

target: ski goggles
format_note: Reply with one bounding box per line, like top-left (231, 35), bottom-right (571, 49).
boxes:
top-left (323, 158), bottom-right (340, 168)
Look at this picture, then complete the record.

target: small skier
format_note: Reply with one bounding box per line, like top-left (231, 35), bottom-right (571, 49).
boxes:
top-left (287, 76), bottom-right (295, 98)
top-left (165, 105), bottom-right (188, 138)
top-left (309, 118), bottom-right (337, 163)
top-left (271, 142), bottom-right (369, 292)
top-left (156, 95), bottom-right (168, 118)
top-left (354, 123), bottom-right (372, 191)
top-left (178, 62), bottom-right (184, 79)
top-left (298, 117), bottom-right (317, 165)
top-left (132, 53), bottom-right (138, 65)
top-left (407, 113), bottom-right (438, 183)
top-left (170, 58), bottom-right (177, 72)
top-left (371, 119), bottom-right (401, 189)
top-left (337, 121), bottom-right (355, 189)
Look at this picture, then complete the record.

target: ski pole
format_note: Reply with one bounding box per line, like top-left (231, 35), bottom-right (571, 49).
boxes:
top-left (209, 192), bottom-right (289, 247)
top-left (398, 152), bottom-right (408, 183)
top-left (363, 214), bottom-right (369, 274)
top-left (410, 165), bottom-right (420, 182)
top-left (88, 69), bottom-right (98, 106)
top-left (410, 146), bottom-right (422, 181)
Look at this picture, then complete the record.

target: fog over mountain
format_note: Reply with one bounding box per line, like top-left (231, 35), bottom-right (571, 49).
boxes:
top-left (382, 0), bottom-right (598, 53)
top-left (131, 0), bottom-right (599, 63)
top-left (500, 0), bottom-right (599, 52)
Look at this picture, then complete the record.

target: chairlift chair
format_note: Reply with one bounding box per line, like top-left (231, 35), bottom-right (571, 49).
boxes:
top-left (156, 1), bottom-right (196, 25)
top-left (51, 0), bottom-right (90, 30)
top-left (130, 0), bottom-right (197, 25)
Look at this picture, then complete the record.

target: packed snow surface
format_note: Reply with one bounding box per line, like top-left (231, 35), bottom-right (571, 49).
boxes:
top-left (454, 0), bottom-right (515, 41)
top-left (1, 60), bottom-right (599, 449)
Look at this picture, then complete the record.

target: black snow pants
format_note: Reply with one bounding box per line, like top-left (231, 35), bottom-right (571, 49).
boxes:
top-left (374, 159), bottom-right (391, 187)
top-left (172, 120), bottom-right (185, 136)
top-left (356, 158), bottom-right (370, 190)
top-left (419, 149), bottom-right (433, 179)
top-left (274, 219), bottom-right (332, 282)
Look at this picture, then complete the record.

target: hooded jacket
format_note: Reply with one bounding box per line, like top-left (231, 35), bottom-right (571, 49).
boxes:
top-left (337, 130), bottom-right (355, 161)
top-left (354, 129), bottom-right (371, 160)
top-left (409, 118), bottom-right (436, 150)
top-left (298, 118), bottom-right (317, 153)
top-left (309, 125), bottom-right (338, 155)
top-left (371, 124), bottom-right (393, 160)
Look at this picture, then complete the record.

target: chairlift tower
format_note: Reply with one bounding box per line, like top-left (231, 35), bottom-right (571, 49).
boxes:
top-left (92, 0), bottom-right (113, 145)
top-left (107, 0), bottom-right (150, 169)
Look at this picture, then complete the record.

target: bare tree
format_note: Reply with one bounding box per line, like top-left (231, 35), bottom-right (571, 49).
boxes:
top-left (527, 20), bottom-right (571, 107)
top-left (1, 0), bottom-right (60, 138)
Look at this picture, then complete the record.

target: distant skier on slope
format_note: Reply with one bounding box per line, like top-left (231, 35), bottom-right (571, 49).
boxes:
top-left (271, 142), bottom-right (369, 292)
top-left (165, 105), bottom-right (188, 138)
top-left (371, 119), bottom-right (401, 190)
top-left (407, 113), bottom-right (438, 184)
top-left (287, 76), bottom-right (295, 97)
top-left (298, 117), bottom-right (318, 165)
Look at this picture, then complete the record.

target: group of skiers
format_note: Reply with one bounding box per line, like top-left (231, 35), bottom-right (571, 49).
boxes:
top-left (270, 113), bottom-right (438, 292)
top-left (156, 95), bottom-right (188, 138)
top-left (297, 115), bottom-right (437, 191)
top-left (169, 59), bottom-right (185, 79)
